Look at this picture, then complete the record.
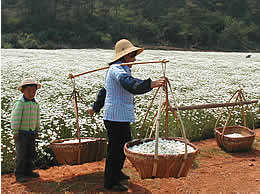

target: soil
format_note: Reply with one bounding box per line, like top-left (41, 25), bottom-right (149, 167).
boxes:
top-left (2, 129), bottom-right (260, 193)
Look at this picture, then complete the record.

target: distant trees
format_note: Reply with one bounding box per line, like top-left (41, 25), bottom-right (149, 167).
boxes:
top-left (2, 0), bottom-right (260, 51)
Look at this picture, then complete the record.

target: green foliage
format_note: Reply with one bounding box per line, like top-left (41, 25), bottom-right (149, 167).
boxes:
top-left (217, 16), bottom-right (256, 50)
top-left (131, 108), bottom-right (257, 142)
top-left (2, 32), bottom-right (40, 48)
top-left (1, 126), bottom-right (15, 174)
top-left (100, 33), bottom-right (112, 47)
top-left (1, 0), bottom-right (260, 50)
top-left (131, 109), bottom-right (217, 141)
top-left (17, 33), bottom-right (40, 48)
top-left (163, 110), bottom-right (217, 141)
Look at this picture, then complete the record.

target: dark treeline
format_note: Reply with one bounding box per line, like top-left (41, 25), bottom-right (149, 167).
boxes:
top-left (2, 0), bottom-right (260, 51)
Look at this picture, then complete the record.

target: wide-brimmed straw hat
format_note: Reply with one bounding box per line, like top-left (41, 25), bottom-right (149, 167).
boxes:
top-left (110, 39), bottom-right (144, 64)
top-left (18, 78), bottom-right (41, 91)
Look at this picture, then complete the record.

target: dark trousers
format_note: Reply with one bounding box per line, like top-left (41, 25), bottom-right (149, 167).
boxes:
top-left (104, 120), bottom-right (132, 187)
top-left (15, 132), bottom-right (36, 178)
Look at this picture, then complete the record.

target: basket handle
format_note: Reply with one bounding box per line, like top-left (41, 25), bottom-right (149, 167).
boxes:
top-left (215, 89), bottom-right (239, 131)
top-left (167, 81), bottom-right (189, 178)
top-left (167, 80), bottom-right (188, 154)
top-left (216, 89), bottom-right (250, 137)
top-left (222, 91), bottom-right (242, 136)
top-left (238, 90), bottom-right (250, 128)
top-left (152, 86), bottom-right (164, 177)
top-left (140, 87), bottom-right (161, 139)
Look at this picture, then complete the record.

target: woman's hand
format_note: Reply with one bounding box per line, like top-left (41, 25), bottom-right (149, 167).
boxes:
top-left (151, 77), bottom-right (166, 88)
top-left (87, 107), bottom-right (95, 116)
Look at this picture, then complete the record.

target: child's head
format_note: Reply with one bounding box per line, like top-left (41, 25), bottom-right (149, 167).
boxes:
top-left (18, 78), bottom-right (41, 100)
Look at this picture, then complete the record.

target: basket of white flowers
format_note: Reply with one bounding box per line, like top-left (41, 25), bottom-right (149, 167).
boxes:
top-left (215, 125), bottom-right (255, 152)
top-left (124, 137), bottom-right (199, 179)
top-left (214, 90), bottom-right (256, 152)
top-left (124, 78), bottom-right (199, 179)
top-left (49, 78), bottom-right (108, 165)
top-left (50, 137), bottom-right (107, 165)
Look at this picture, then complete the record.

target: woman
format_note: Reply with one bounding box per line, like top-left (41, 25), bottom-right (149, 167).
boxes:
top-left (89, 39), bottom-right (165, 191)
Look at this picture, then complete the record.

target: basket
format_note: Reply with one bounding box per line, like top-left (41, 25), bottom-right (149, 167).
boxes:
top-left (214, 90), bottom-right (256, 152)
top-left (124, 137), bottom-right (199, 179)
top-left (50, 137), bottom-right (107, 165)
top-left (215, 125), bottom-right (255, 152)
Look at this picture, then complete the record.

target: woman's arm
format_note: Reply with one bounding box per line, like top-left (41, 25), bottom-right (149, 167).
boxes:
top-left (118, 74), bottom-right (152, 95)
top-left (91, 87), bottom-right (106, 113)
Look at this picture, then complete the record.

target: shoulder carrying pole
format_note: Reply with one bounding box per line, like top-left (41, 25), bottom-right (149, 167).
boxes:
top-left (68, 60), bottom-right (169, 79)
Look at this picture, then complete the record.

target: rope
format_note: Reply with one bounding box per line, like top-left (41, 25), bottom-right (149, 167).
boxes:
top-left (71, 78), bottom-right (81, 164)
top-left (150, 60), bottom-right (189, 177)
top-left (148, 101), bottom-right (166, 139)
top-left (214, 89), bottom-right (251, 138)
top-left (214, 90), bottom-right (239, 129)
top-left (140, 87), bottom-right (160, 138)
top-left (240, 91), bottom-right (255, 130)
top-left (152, 86), bottom-right (163, 177)
top-left (152, 60), bottom-right (167, 177)
top-left (166, 78), bottom-right (188, 177)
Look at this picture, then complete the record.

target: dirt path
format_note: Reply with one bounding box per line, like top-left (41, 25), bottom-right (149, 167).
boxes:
top-left (2, 129), bottom-right (260, 193)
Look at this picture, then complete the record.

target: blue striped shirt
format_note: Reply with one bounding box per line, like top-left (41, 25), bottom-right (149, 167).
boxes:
top-left (104, 63), bottom-right (135, 122)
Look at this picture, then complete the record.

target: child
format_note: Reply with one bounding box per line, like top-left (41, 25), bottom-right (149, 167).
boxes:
top-left (11, 78), bottom-right (41, 183)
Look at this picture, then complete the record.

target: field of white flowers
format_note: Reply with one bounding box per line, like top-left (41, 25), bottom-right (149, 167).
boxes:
top-left (1, 49), bottom-right (259, 173)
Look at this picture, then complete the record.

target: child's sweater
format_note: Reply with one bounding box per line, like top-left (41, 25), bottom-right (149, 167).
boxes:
top-left (11, 96), bottom-right (40, 134)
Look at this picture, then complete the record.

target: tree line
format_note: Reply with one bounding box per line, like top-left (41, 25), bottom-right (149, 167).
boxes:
top-left (2, 0), bottom-right (260, 51)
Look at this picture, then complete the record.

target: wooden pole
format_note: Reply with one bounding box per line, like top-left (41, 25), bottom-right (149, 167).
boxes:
top-left (68, 60), bottom-right (169, 79)
top-left (73, 91), bottom-right (80, 141)
top-left (72, 80), bottom-right (81, 164)
top-left (73, 91), bottom-right (81, 164)
top-left (164, 84), bottom-right (169, 137)
top-left (169, 100), bottom-right (258, 111)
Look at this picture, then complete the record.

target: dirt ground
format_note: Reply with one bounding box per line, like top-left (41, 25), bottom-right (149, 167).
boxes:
top-left (2, 129), bottom-right (260, 193)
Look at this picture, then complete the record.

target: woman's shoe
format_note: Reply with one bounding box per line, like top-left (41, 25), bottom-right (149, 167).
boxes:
top-left (26, 172), bottom-right (40, 178)
top-left (16, 176), bottom-right (28, 183)
top-left (119, 171), bottom-right (130, 180)
top-left (105, 183), bottom-right (128, 192)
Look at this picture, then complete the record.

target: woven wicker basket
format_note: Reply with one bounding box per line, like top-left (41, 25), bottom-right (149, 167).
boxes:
top-left (124, 137), bottom-right (199, 179)
top-left (50, 137), bottom-right (107, 165)
top-left (215, 125), bottom-right (255, 152)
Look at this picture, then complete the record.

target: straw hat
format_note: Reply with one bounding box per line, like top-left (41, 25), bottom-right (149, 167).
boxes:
top-left (110, 39), bottom-right (144, 64)
top-left (18, 78), bottom-right (41, 91)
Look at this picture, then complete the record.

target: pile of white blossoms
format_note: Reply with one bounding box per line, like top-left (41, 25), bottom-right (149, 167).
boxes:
top-left (224, 133), bottom-right (245, 138)
top-left (57, 138), bottom-right (96, 144)
top-left (128, 138), bottom-right (195, 155)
